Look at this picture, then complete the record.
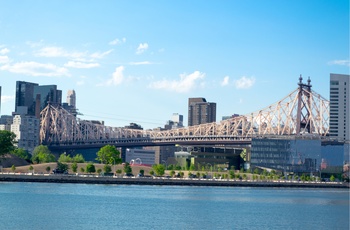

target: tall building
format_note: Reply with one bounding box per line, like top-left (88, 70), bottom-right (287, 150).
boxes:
top-left (11, 115), bottom-right (40, 154)
top-left (15, 81), bottom-right (38, 116)
top-left (0, 86), bottom-right (2, 115)
top-left (15, 81), bottom-right (62, 117)
top-left (66, 90), bottom-right (76, 108)
top-left (329, 73), bottom-right (350, 141)
top-left (188, 97), bottom-right (216, 126)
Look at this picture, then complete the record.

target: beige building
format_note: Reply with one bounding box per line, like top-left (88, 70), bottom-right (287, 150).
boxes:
top-left (11, 115), bottom-right (40, 153)
top-left (329, 73), bottom-right (350, 142)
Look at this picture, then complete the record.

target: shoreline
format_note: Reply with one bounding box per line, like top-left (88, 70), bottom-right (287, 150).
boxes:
top-left (0, 174), bottom-right (349, 189)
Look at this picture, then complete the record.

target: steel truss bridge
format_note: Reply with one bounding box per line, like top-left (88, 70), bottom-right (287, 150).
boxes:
top-left (40, 77), bottom-right (330, 149)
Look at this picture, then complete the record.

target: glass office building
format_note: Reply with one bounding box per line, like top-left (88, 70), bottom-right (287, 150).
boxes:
top-left (251, 136), bottom-right (346, 175)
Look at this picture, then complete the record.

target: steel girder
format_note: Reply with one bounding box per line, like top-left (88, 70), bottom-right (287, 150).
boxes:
top-left (40, 87), bottom-right (329, 145)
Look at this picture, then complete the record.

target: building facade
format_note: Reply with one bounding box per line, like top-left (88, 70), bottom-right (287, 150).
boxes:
top-left (251, 136), bottom-right (345, 176)
top-left (15, 81), bottom-right (62, 117)
top-left (329, 73), bottom-right (350, 141)
top-left (66, 90), bottom-right (76, 108)
top-left (188, 97), bottom-right (216, 126)
top-left (10, 115), bottom-right (40, 154)
top-left (125, 148), bottom-right (155, 166)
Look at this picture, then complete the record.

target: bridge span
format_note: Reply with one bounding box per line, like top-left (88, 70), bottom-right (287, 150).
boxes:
top-left (40, 77), bottom-right (330, 150)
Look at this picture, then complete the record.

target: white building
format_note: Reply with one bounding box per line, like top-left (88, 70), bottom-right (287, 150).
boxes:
top-left (66, 90), bottom-right (76, 108)
top-left (329, 73), bottom-right (350, 142)
top-left (11, 115), bottom-right (40, 154)
top-left (125, 148), bottom-right (155, 166)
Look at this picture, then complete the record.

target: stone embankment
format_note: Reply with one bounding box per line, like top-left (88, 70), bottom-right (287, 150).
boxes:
top-left (0, 173), bottom-right (349, 188)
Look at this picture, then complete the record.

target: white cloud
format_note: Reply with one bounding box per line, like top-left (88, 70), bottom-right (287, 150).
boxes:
top-left (0, 48), bottom-right (10, 55)
top-left (64, 61), bottom-right (100, 68)
top-left (328, 59), bottom-right (350, 67)
top-left (1, 95), bottom-right (15, 103)
top-left (35, 46), bottom-right (86, 59)
top-left (148, 71), bottom-right (205, 93)
top-left (234, 76), bottom-right (255, 89)
top-left (109, 37), bottom-right (126, 45)
top-left (98, 66), bottom-right (125, 86)
top-left (221, 76), bottom-right (229, 86)
top-left (0, 61), bottom-right (69, 77)
top-left (0, 55), bottom-right (10, 64)
top-left (136, 43), bottom-right (149, 54)
top-left (129, 61), bottom-right (153, 65)
top-left (90, 49), bottom-right (113, 59)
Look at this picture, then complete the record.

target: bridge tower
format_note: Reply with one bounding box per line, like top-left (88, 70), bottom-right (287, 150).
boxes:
top-left (296, 75), bottom-right (312, 134)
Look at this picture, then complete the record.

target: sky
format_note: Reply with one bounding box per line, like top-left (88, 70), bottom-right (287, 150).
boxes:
top-left (0, 0), bottom-right (349, 129)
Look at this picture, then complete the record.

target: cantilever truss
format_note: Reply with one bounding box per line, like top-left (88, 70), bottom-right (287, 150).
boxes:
top-left (40, 87), bottom-right (329, 145)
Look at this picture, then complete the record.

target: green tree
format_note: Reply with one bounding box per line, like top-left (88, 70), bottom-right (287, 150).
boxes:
top-left (45, 166), bottom-right (51, 173)
top-left (152, 164), bottom-right (165, 176)
top-left (96, 145), bottom-right (122, 165)
top-left (86, 163), bottom-right (96, 173)
top-left (179, 171), bottom-right (184, 178)
top-left (253, 168), bottom-right (259, 175)
top-left (116, 169), bottom-right (122, 175)
top-left (56, 162), bottom-right (69, 172)
top-left (189, 164), bottom-right (195, 171)
top-left (123, 163), bottom-right (132, 174)
top-left (0, 130), bottom-right (16, 157)
top-left (71, 162), bottom-right (78, 173)
top-left (330, 175), bottom-right (335, 182)
top-left (31, 145), bottom-right (56, 163)
top-left (73, 154), bottom-right (85, 163)
top-left (80, 167), bottom-right (85, 173)
top-left (12, 148), bottom-right (31, 161)
top-left (240, 148), bottom-right (247, 161)
top-left (29, 165), bottom-right (34, 172)
top-left (170, 170), bottom-right (175, 177)
top-left (58, 153), bottom-right (72, 163)
top-left (103, 164), bottom-right (112, 174)
top-left (97, 168), bottom-right (102, 174)
top-left (149, 170), bottom-right (154, 176)
top-left (139, 169), bottom-right (144, 176)
top-left (11, 164), bottom-right (16, 172)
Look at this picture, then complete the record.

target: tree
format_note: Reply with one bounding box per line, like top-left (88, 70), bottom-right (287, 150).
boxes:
top-left (124, 163), bottom-right (132, 174)
top-left (103, 164), bottom-right (112, 173)
top-left (86, 163), bottom-right (96, 173)
top-left (73, 154), bottom-right (85, 163)
top-left (97, 168), bottom-right (102, 174)
top-left (139, 169), bottom-right (144, 176)
top-left (149, 170), bottom-right (154, 176)
top-left (56, 162), bottom-right (69, 172)
top-left (0, 130), bottom-right (16, 157)
top-left (71, 162), bottom-right (78, 173)
top-left (116, 169), bottom-right (122, 175)
top-left (240, 148), bottom-right (247, 162)
top-left (254, 168), bottom-right (259, 175)
top-left (330, 175), bottom-right (335, 182)
top-left (46, 166), bottom-right (51, 173)
top-left (80, 167), bottom-right (85, 173)
top-left (29, 165), bottom-right (34, 173)
top-left (96, 145), bottom-right (122, 165)
top-left (170, 170), bottom-right (175, 177)
top-left (58, 153), bottom-right (71, 163)
top-left (152, 164), bottom-right (165, 176)
top-left (12, 148), bottom-right (31, 161)
top-left (31, 145), bottom-right (56, 163)
top-left (11, 165), bottom-right (16, 172)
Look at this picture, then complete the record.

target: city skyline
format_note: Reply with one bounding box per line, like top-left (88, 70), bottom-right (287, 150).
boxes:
top-left (0, 1), bottom-right (349, 129)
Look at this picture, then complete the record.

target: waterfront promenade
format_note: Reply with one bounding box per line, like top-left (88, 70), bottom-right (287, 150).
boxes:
top-left (0, 173), bottom-right (348, 188)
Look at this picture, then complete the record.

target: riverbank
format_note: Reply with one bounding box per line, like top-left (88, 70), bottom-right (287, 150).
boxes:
top-left (0, 173), bottom-right (348, 188)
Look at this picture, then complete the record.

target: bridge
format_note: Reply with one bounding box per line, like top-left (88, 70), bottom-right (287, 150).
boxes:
top-left (40, 76), bottom-right (330, 150)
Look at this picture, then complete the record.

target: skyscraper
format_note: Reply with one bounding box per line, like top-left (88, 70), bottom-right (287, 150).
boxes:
top-left (329, 73), bottom-right (350, 141)
top-left (15, 81), bottom-right (62, 117)
top-left (15, 81), bottom-right (39, 115)
top-left (0, 86), bottom-right (2, 115)
top-left (188, 97), bottom-right (216, 126)
top-left (66, 90), bottom-right (76, 108)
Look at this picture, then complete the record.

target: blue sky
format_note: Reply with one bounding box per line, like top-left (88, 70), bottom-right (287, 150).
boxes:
top-left (0, 0), bottom-right (349, 129)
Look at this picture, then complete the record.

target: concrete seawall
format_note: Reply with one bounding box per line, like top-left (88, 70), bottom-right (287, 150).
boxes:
top-left (0, 174), bottom-right (349, 188)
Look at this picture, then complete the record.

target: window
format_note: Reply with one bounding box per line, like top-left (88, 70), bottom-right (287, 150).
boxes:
top-left (330, 81), bottom-right (339, 85)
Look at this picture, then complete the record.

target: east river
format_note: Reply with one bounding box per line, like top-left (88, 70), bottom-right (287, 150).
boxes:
top-left (0, 182), bottom-right (348, 230)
